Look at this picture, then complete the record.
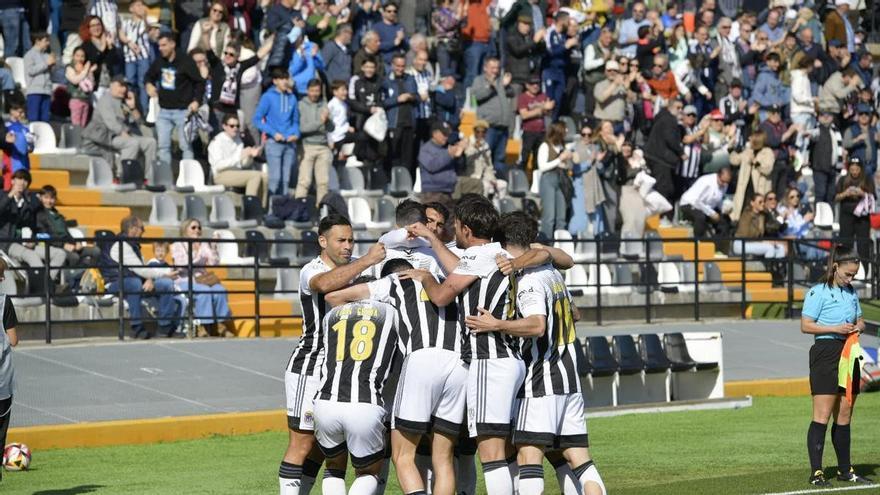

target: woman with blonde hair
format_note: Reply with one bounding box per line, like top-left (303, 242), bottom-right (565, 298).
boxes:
top-left (170, 218), bottom-right (233, 337)
top-left (730, 130), bottom-right (775, 222)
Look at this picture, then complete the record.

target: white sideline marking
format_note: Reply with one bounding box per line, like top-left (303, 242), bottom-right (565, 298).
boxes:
top-left (156, 343), bottom-right (284, 382)
top-left (15, 401), bottom-right (78, 424)
top-left (760, 484), bottom-right (879, 494)
top-left (18, 350), bottom-right (221, 411)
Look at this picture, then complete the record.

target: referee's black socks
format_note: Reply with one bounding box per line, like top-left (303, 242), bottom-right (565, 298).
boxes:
top-left (831, 423), bottom-right (852, 473)
top-left (807, 421), bottom-right (828, 472)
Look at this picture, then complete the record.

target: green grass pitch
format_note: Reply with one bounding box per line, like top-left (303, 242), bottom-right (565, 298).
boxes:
top-left (3, 395), bottom-right (880, 494)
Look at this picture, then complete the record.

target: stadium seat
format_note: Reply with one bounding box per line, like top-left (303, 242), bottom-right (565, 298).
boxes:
top-left (271, 230), bottom-right (296, 265)
top-left (559, 116), bottom-right (577, 142)
top-left (339, 167), bottom-right (382, 198)
top-left (663, 333), bottom-right (719, 371)
top-left (657, 262), bottom-right (681, 293)
top-left (296, 231), bottom-right (319, 265)
top-left (7, 56), bottom-right (25, 89)
top-left (814, 202), bottom-right (834, 230)
top-left (244, 230), bottom-right (270, 261)
top-left (555, 230), bottom-right (591, 263)
top-left (242, 195), bottom-right (265, 225)
top-left (635, 262), bottom-right (659, 294)
top-left (572, 337), bottom-right (589, 377)
top-left (413, 168), bottom-right (422, 193)
top-left (507, 168), bottom-right (530, 198)
top-left (213, 229), bottom-right (255, 266)
top-left (352, 230), bottom-right (373, 259)
top-left (614, 265), bottom-right (634, 294)
top-left (176, 159), bottom-right (225, 193)
top-left (611, 335), bottom-right (645, 375)
top-left (597, 231), bottom-right (620, 261)
top-left (638, 334), bottom-right (675, 373)
top-left (182, 195), bottom-right (218, 226)
top-left (152, 161), bottom-right (175, 188)
top-left (620, 231), bottom-right (644, 260)
top-left (677, 262), bottom-right (697, 293)
top-left (60, 124), bottom-right (82, 150)
top-left (564, 265), bottom-right (588, 296)
top-left (498, 198), bottom-right (518, 214)
top-left (583, 337), bottom-right (618, 377)
top-left (210, 194), bottom-right (258, 228)
top-left (120, 159), bottom-right (146, 189)
top-left (86, 157), bottom-right (136, 192)
top-left (30, 122), bottom-right (77, 154)
top-left (274, 268), bottom-right (300, 300)
top-left (347, 197), bottom-right (372, 230)
top-left (148, 193), bottom-right (179, 227)
top-left (366, 197), bottom-right (395, 230)
top-left (389, 166), bottom-right (413, 198)
top-left (702, 262), bottom-right (724, 292)
top-left (645, 231), bottom-right (665, 261)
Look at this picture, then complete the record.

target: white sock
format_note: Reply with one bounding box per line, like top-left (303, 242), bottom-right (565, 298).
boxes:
top-left (553, 462), bottom-right (582, 495)
top-left (483, 460), bottom-right (513, 495)
top-left (508, 458), bottom-right (520, 495)
top-left (279, 462), bottom-right (302, 495)
top-left (518, 464), bottom-right (544, 495)
top-left (350, 474), bottom-right (379, 495)
top-left (322, 468), bottom-right (347, 495)
top-left (374, 457), bottom-right (391, 495)
top-left (455, 454), bottom-right (477, 495)
top-left (415, 453), bottom-right (433, 493)
top-left (575, 461), bottom-right (606, 495)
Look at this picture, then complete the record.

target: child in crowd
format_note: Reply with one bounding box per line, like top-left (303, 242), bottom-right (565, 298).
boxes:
top-left (147, 242), bottom-right (170, 267)
top-left (253, 67), bottom-right (299, 197)
top-left (327, 79), bottom-right (354, 166)
top-left (5, 100), bottom-right (34, 174)
top-left (22, 32), bottom-right (55, 123)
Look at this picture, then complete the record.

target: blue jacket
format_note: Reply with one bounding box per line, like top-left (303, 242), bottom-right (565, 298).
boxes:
top-left (381, 73), bottom-right (418, 129)
top-left (5, 121), bottom-right (31, 172)
top-left (321, 40), bottom-right (352, 83)
top-left (418, 140), bottom-right (458, 193)
top-left (288, 41), bottom-right (324, 95)
top-left (749, 67), bottom-right (790, 110)
top-left (433, 86), bottom-right (462, 128)
top-left (252, 87), bottom-right (300, 140)
top-left (542, 27), bottom-right (570, 77)
top-left (373, 21), bottom-right (406, 64)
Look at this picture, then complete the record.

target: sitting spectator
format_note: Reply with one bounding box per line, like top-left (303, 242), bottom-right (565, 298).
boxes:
top-left (835, 157), bottom-right (874, 261)
top-left (4, 101), bottom-right (34, 174)
top-left (253, 67), bottom-right (300, 197)
top-left (23, 32), bottom-right (55, 123)
top-left (171, 218), bottom-right (233, 338)
top-left (535, 122), bottom-right (574, 239)
top-left (208, 114), bottom-right (267, 205)
top-left (777, 188), bottom-right (814, 239)
top-left (82, 76), bottom-right (158, 181)
top-left (101, 215), bottom-right (180, 339)
top-left (296, 79), bottom-right (333, 205)
top-left (1, 171), bottom-right (67, 279)
top-left (679, 167), bottom-right (733, 239)
top-left (762, 192), bottom-right (785, 238)
top-left (733, 193), bottom-right (785, 258)
top-left (34, 186), bottom-right (101, 268)
top-left (730, 130), bottom-right (774, 222)
top-left (418, 121), bottom-right (465, 204)
top-left (65, 46), bottom-right (97, 127)
top-left (459, 120), bottom-right (504, 198)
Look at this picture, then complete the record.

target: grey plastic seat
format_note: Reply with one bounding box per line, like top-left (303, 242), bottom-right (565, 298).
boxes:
top-left (60, 124), bottom-right (82, 150)
top-left (646, 231), bottom-right (665, 261)
top-left (148, 193), bottom-right (179, 227)
top-left (210, 194), bottom-right (258, 228)
top-left (152, 160), bottom-right (175, 188)
top-left (296, 231), bottom-right (319, 265)
top-left (389, 166), bottom-right (413, 198)
top-left (508, 168), bottom-right (530, 198)
top-left (352, 230), bottom-right (373, 258)
top-left (498, 198), bottom-right (518, 214)
top-left (366, 197), bottom-right (395, 230)
top-left (272, 230), bottom-right (297, 264)
top-left (614, 264), bottom-right (634, 293)
top-left (183, 195), bottom-right (215, 225)
top-left (340, 167), bottom-right (383, 198)
top-left (274, 268), bottom-right (300, 300)
top-left (678, 261), bottom-right (697, 293)
top-left (86, 157), bottom-right (136, 191)
top-left (703, 262), bottom-right (723, 292)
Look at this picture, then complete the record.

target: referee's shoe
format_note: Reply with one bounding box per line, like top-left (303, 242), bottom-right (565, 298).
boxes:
top-left (809, 470), bottom-right (830, 487)
top-left (836, 467), bottom-right (873, 484)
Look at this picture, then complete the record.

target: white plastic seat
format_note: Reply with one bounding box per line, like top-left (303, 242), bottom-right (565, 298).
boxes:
top-left (210, 194), bottom-right (258, 228)
top-left (274, 268), bottom-right (300, 300)
top-left (657, 262), bottom-right (682, 291)
top-left (347, 197), bottom-right (372, 230)
top-left (7, 56), bottom-right (25, 90)
top-left (30, 122), bottom-right (77, 154)
top-left (148, 193), bottom-right (179, 227)
top-left (620, 231), bottom-right (644, 259)
top-left (86, 157), bottom-right (136, 191)
top-left (413, 168), bottom-right (422, 193)
top-left (565, 265), bottom-right (589, 296)
top-left (176, 159), bottom-right (225, 193)
top-left (814, 202), bottom-right (834, 230)
top-left (553, 229), bottom-right (576, 257)
top-left (213, 229), bottom-right (255, 266)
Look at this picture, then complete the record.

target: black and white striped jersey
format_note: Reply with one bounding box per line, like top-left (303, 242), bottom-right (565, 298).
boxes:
top-left (376, 229), bottom-right (445, 277)
top-left (287, 257), bottom-right (331, 376)
top-left (515, 265), bottom-right (581, 397)
top-left (368, 273), bottom-right (466, 356)
top-left (317, 300), bottom-right (400, 405)
top-left (454, 242), bottom-right (518, 362)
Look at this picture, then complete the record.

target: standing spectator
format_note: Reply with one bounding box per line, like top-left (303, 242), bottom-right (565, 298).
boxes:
top-left (102, 215), bottom-right (179, 339)
top-left (542, 11), bottom-right (577, 120)
top-left (535, 122), bottom-right (573, 239)
top-left (145, 33), bottom-right (206, 174)
top-left (265, 0), bottom-right (300, 68)
top-left (83, 76), bottom-right (158, 181)
top-left (790, 57), bottom-right (818, 130)
top-left (680, 168), bottom-right (733, 239)
top-left (348, 58), bottom-right (385, 183)
top-left (3, 101), bottom-right (33, 174)
top-left (409, 49), bottom-right (434, 146)
top-left (835, 157), bottom-right (874, 261)
top-left (472, 57), bottom-right (514, 177)
top-left (0, 0), bottom-right (30, 57)
top-left (187, 1), bottom-right (231, 58)
top-left (81, 16), bottom-right (120, 100)
top-left (119, 0), bottom-right (153, 114)
top-left (287, 26), bottom-right (324, 97)
top-left (209, 113), bottom-right (267, 204)
top-left (582, 26), bottom-right (614, 117)
top-left (327, 80), bottom-right (352, 164)
top-left (432, 0), bottom-right (464, 78)
top-left (209, 39), bottom-right (273, 124)
top-left (58, 0), bottom-right (88, 50)
top-left (678, 106), bottom-right (709, 198)
top-left (433, 75), bottom-right (462, 130)
top-left (593, 60), bottom-right (627, 131)
top-left (843, 104), bottom-right (878, 178)
top-left (505, 15), bottom-right (545, 98)
top-left (374, 1), bottom-right (406, 66)
top-left (617, 1), bottom-right (650, 58)
top-left (807, 110), bottom-right (845, 206)
top-left (460, 120), bottom-right (504, 198)
top-left (321, 23), bottom-right (353, 84)
top-left (225, 0), bottom-right (257, 33)
top-left (644, 99), bottom-right (684, 208)
top-left (719, 78), bottom-right (750, 150)
top-left (750, 52), bottom-right (789, 121)
top-left (646, 54), bottom-right (682, 104)
top-left (689, 25), bottom-right (719, 115)
top-left (824, 0), bottom-right (854, 53)
top-left (516, 75), bottom-right (552, 172)
top-left (352, 30), bottom-right (385, 80)
top-left (296, 79), bottom-right (333, 205)
top-left (89, 0), bottom-right (120, 46)
top-left (759, 105), bottom-right (801, 198)
top-left (23, 32), bottom-right (54, 123)
top-left (253, 67), bottom-right (300, 197)
top-left (383, 54), bottom-right (418, 174)
top-left (819, 68), bottom-right (862, 118)
top-left (730, 130), bottom-right (775, 222)
top-left (306, 0), bottom-right (339, 44)
top-left (733, 194), bottom-right (786, 258)
top-left (461, 0), bottom-right (492, 88)
top-left (418, 121), bottom-right (465, 204)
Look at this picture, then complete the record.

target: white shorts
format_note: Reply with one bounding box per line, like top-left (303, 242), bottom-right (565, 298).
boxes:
top-left (392, 348), bottom-right (468, 436)
top-left (314, 400), bottom-right (387, 468)
top-left (512, 393), bottom-right (589, 449)
top-left (285, 371), bottom-right (319, 431)
top-left (467, 357), bottom-right (525, 438)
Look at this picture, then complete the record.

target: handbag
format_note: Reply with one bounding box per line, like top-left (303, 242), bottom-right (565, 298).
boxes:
top-left (853, 193), bottom-right (876, 217)
top-left (364, 108), bottom-right (388, 141)
top-left (195, 271), bottom-right (221, 286)
top-left (556, 168), bottom-right (574, 204)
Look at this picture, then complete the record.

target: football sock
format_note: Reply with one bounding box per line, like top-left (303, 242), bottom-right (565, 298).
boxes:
top-left (405, 491), bottom-right (428, 495)
top-left (455, 453), bottom-right (477, 495)
top-left (350, 474), bottom-right (379, 495)
top-left (551, 458), bottom-right (581, 495)
top-left (301, 459), bottom-right (321, 495)
top-left (518, 464), bottom-right (544, 495)
top-left (831, 423), bottom-right (852, 473)
top-left (573, 460), bottom-right (607, 495)
top-left (279, 462), bottom-right (302, 495)
top-left (507, 455), bottom-right (520, 494)
top-left (483, 460), bottom-right (513, 495)
top-left (322, 468), bottom-right (346, 495)
top-left (807, 421), bottom-right (828, 472)
top-left (375, 456), bottom-right (391, 495)
top-left (415, 449), bottom-right (433, 493)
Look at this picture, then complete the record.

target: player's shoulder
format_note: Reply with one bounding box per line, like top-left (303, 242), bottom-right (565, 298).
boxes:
top-left (456, 242), bottom-right (507, 274)
top-left (805, 283), bottom-right (829, 300)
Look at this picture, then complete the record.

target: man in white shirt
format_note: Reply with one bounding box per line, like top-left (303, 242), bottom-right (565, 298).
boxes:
top-left (208, 113), bottom-right (267, 205)
top-left (679, 167), bottom-right (732, 239)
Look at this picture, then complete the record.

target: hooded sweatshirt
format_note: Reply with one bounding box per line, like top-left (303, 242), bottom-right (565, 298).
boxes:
top-left (252, 86), bottom-right (301, 140)
top-left (749, 66), bottom-right (790, 110)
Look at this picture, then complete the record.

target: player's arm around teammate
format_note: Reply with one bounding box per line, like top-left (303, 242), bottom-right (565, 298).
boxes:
top-left (405, 221), bottom-right (460, 275)
top-left (309, 241), bottom-right (386, 294)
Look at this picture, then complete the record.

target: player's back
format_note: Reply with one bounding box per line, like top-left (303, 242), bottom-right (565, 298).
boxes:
top-left (318, 300), bottom-right (400, 406)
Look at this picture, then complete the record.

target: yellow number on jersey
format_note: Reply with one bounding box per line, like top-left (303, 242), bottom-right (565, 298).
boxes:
top-left (420, 288), bottom-right (429, 302)
top-left (330, 319), bottom-right (377, 362)
top-left (554, 298), bottom-right (576, 347)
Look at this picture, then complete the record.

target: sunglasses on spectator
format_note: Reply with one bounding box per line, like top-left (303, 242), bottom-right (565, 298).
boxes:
top-left (581, 131), bottom-right (592, 137)
top-left (211, 8), bottom-right (224, 14)
top-left (788, 193), bottom-right (800, 199)
top-left (226, 123), bottom-right (239, 128)
top-left (190, 225), bottom-right (202, 230)
top-left (766, 195), bottom-right (776, 200)
top-left (224, 51), bottom-right (237, 57)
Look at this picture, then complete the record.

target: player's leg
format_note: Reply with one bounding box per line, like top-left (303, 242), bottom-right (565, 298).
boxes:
top-left (415, 436), bottom-right (433, 493)
top-left (0, 396), bottom-right (10, 482)
top-left (545, 450), bottom-right (581, 495)
top-left (321, 451), bottom-right (348, 495)
top-left (477, 436), bottom-right (514, 495)
top-left (832, 394), bottom-right (871, 482)
top-left (352, 458), bottom-right (384, 495)
top-left (506, 442), bottom-right (520, 494)
top-left (454, 429), bottom-right (478, 495)
top-left (516, 444), bottom-right (546, 495)
top-left (807, 394), bottom-right (837, 485)
top-left (559, 393), bottom-right (605, 495)
top-left (346, 403), bottom-right (388, 495)
top-left (431, 431), bottom-right (457, 495)
top-left (431, 354), bottom-right (468, 495)
top-left (563, 449), bottom-right (606, 495)
top-left (512, 396), bottom-right (559, 495)
top-left (392, 429), bottom-right (426, 493)
top-left (281, 373), bottom-right (323, 495)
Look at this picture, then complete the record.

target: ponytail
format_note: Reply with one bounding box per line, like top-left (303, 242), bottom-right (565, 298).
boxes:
top-left (822, 245), bottom-right (860, 287)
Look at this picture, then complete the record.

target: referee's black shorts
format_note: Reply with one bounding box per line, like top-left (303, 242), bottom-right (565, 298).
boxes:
top-left (809, 339), bottom-right (861, 396)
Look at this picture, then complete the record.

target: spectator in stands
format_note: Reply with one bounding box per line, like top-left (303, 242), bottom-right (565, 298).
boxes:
top-left (383, 53), bottom-right (418, 174)
top-left (432, 0), bottom-right (464, 78)
top-left (730, 130), bottom-right (775, 222)
top-left (823, 0), bottom-right (853, 52)
top-left (65, 46), bottom-right (97, 128)
top-left (23, 32), bottom-right (54, 123)
top-left (679, 168), bottom-right (732, 239)
top-left (835, 157), bottom-right (874, 261)
top-left (593, 60), bottom-right (628, 132)
top-left (418, 121), bottom-right (465, 204)
top-left (103, 215), bottom-right (180, 339)
top-left (409, 49), bottom-right (434, 147)
top-left (678, 106), bottom-right (709, 197)
top-left (778, 187), bottom-right (814, 239)
top-left (253, 67), bottom-right (300, 197)
top-left (733, 193), bottom-right (786, 258)
top-left (750, 52), bottom-right (788, 122)
top-left (321, 23), bottom-right (353, 84)
top-left (306, 0), bottom-right (339, 44)
top-left (171, 218), bottom-right (233, 338)
top-left (460, 120), bottom-right (504, 199)
top-left (348, 58), bottom-right (385, 183)
top-left (472, 57), bottom-right (514, 177)
top-left (517, 75), bottom-right (552, 173)
top-left (433, 75), bottom-right (462, 133)
top-left (0, 1), bottom-right (29, 57)
top-left (505, 15), bottom-right (544, 96)
top-left (83, 76), bottom-right (158, 182)
top-left (1, 170), bottom-right (66, 279)
top-left (187, 1), bottom-right (231, 58)
top-left (790, 57), bottom-right (817, 130)
top-left (571, 124), bottom-right (607, 235)
top-left (265, 0), bottom-right (301, 68)
top-left (461, 0), bottom-right (492, 88)
top-left (296, 79), bottom-right (333, 205)
top-left (535, 122), bottom-right (573, 239)
top-left (819, 68), bottom-right (862, 117)
top-left (81, 15), bottom-right (120, 99)
top-left (287, 26), bottom-right (324, 98)
top-left (34, 186), bottom-right (101, 268)
top-left (582, 26), bottom-right (614, 116)
top-left (374, 1), bottom-right (406, 66)
top-left (352, 30), bottom-right (385, 80)
top-left (762, 192), bottom-right (785, 238)
top-left (119, 0), bottom-right (151, 113)
top-left (843, 104), bottom-right (878, 178)
top-left (208, 113), bottom-right (266, 204)
top-left (208, 38), bottom-right (273, 126)
top-left (4, 101), bottom-right (33, 174)
top-left (327, 80), bottom-right (352, 164)
top-left (542, 11), bottom-right (576, 121)
top-left (645, 98), bottom-right (684, 210)
top-left (146, 33), bottom-right (205, 174)
top-left (618, 1), bottom-right (650, 58)
top-left (806, 110), bottom-right (844, 206)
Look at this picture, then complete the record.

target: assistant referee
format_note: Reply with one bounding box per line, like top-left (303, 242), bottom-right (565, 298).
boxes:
top-left (800, 247), bottom-right (872, 487)
top-left (0, 258), bottom-right (19, 482)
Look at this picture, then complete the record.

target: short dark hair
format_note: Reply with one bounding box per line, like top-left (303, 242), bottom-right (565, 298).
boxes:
top-left (158, 32), bottom-right (176, 44)
top-left (454, 195), bottom-right (499, 241)
top-left (7, 99), bottom-right (24, 112)
top-left (424, 201), bottom-right (449, 222)
top-left (380, 258), bottom-right (414, 277)
top-left (391, 53), bottom-right (406, 64)
top-left (307, 78), bottom-right (322, 89)
top-left (352, 275), bottom-right (376, 285)
top-left (331, 80), bottom-right (348, 92)
top-left (40, 185), bottom-right (57, 198)
top-left (318, 214), bottom-right (352, 236)
top-left (31, 31), bottom-right (49, 44)
top-left (496, 211), bottom-right (538, 249)
top-left (395, 199), bottom-right (426, 227)
top-left (11, 169), bottom-right (31, 184)
top-left (270, 66), bottom-right (289, 80)
top-left (120, 215), bottom-right (143, 233)
top-left (222, 113), bottom-right (239, 125)
top-left (336, 23), bottom-right (352, 34)
top-left (765, 52), bottom-right (780, 63)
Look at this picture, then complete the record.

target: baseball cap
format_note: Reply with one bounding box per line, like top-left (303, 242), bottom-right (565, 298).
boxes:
top-left (605, 60), bottom-right (620, 72)
top-left (527, 74), bottom-right (542, 84)
top-left (683, 105), bottom-right (697, 115)
top-left (849, 156), bottom-right (863, 167)
top-left (768, 104), bottom-right (782, 113)
top-left (710, 109), bottom-right (724, 120)
top-left (432, 121), bottom-right (452, 136)
top-left (473, 119), bottom-right (489, 131)
top-left (828, 39), bottom-right (844, 48)
top-left (857, 103), bottom-right (872, 114)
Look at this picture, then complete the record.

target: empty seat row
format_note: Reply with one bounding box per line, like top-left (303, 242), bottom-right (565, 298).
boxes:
top-left (564, 261), bottom-right (725, 296)
top-left (580, 333), bottom-right (718, 377)
top-left (149, 193), bottom-right (259, 229)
